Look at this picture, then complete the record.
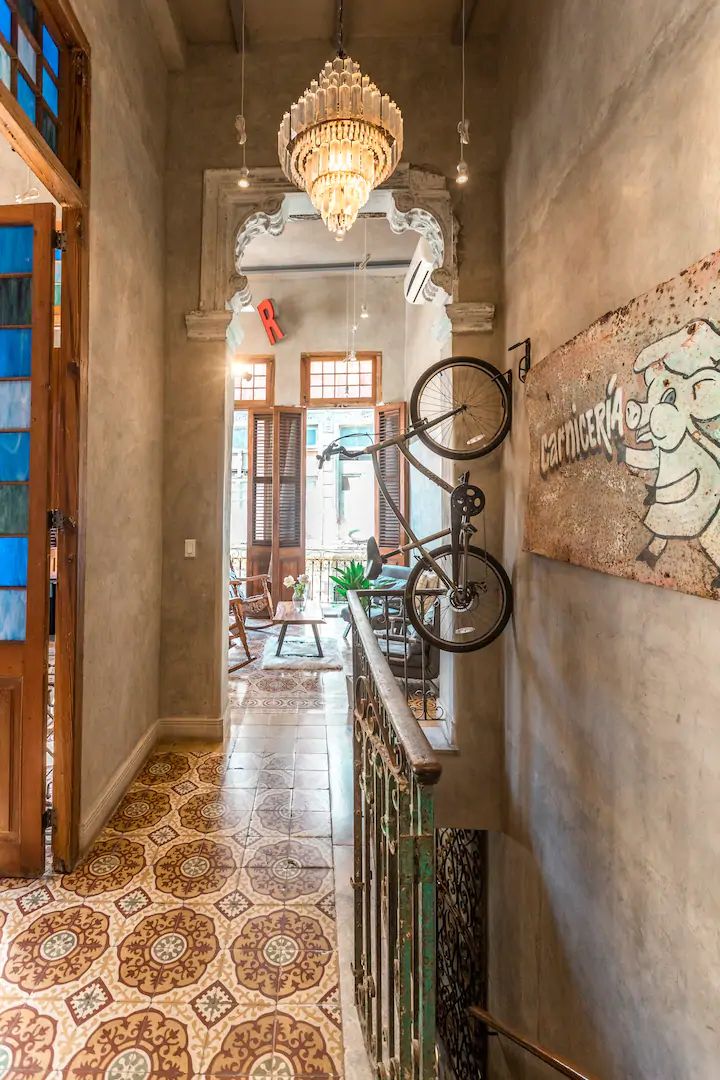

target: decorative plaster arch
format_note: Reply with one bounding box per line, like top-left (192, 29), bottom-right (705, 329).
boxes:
top-left (184, 165), bottom-right (478, 341)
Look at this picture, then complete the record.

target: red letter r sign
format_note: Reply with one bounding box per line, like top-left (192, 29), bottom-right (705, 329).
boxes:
top-left (257, 298), bottom-right (285, 345)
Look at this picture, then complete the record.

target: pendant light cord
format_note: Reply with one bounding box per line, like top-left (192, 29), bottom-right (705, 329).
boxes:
top-left (241, 0), bottom-right (246, 168)
top-left (336, 0), bottom-right (346, 59)
top-left (460, 0), bottom-right (466, 163)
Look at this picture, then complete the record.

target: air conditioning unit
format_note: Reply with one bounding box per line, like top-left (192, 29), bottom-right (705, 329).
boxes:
top-left (404, 237), bottom-right (435, 305)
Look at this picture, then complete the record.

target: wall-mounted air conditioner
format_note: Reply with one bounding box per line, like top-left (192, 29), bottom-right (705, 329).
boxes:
top-left (404, 237), bottom-right (435, 305)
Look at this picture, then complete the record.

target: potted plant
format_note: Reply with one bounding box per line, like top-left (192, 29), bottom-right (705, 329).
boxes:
top-left (283, 573), bottom-right (310, 611)
top-left (329, 560), bottom-right (394, 610)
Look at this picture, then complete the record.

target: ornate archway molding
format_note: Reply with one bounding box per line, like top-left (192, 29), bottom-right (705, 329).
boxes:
top-left (185, 164), bottom-right (481, 342)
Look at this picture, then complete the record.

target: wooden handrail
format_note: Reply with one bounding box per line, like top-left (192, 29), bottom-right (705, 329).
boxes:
top-left (469, 1007), bottom-right (600, 1080)
top-left (348, 590), bottom-right (442, 785)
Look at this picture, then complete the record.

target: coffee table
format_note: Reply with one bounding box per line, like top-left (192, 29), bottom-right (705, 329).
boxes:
top-left (273, 600), bottom-right (326, 657)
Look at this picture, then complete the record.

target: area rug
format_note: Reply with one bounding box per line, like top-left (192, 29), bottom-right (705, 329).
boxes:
top-left (261, 636), bottom-right (343, 671)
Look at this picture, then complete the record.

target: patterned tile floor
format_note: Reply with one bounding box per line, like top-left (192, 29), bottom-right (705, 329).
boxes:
top-left (0, 623), bottom-right (368, 1079)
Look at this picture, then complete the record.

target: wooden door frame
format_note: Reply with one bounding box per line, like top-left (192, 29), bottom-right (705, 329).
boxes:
top-left (0, 0), bottom-right (90, 871)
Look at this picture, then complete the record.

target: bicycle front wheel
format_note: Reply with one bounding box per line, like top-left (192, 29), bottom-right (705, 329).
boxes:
top-left (406, 544), bottom-right (513, 653)
top-left (409, 356), bottom-right (511, 460)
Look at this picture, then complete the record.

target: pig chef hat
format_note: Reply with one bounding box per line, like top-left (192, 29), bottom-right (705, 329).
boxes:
top-left (634, 319), bottom-right (720, 379)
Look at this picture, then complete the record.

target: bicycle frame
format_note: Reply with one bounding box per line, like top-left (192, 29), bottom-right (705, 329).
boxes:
top-left (321, 406), bottom-right (468, 592)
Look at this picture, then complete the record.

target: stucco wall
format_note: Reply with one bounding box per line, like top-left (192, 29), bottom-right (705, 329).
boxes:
top-left (75, 0), bottom-right (166, 833)
top-left (493, 2), bottom-right (720, 1076)
top-left (162, 35), bottom-right (503, 723)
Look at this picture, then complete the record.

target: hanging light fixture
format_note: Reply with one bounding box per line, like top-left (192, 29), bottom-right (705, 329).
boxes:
top-left (277, 0), bottom-right (403, 237)
top-left (456, 0), bottom-right (470, 185)
top-left (235, 0), bottom-right (250, 188)
top-left (359, 215), bottom-right (370, 319)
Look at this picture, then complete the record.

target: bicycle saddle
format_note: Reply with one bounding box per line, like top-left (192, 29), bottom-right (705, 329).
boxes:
top-left (365, 537), bottom-right (384, 580)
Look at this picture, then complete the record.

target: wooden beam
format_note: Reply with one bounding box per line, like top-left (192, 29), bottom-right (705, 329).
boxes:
top-left (452, 0), bottom-right (479, 45)
top-left (228, 0), bottom-right (250, 52)
top-left (0, 84), bottom-right (84, 207)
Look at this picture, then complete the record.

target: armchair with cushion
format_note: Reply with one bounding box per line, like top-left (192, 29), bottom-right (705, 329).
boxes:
top-left (228, 573), bottom-right (273, 672)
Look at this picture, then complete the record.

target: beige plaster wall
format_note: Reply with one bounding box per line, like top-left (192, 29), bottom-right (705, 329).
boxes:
top-left (493, 1), bottom-right (720, 1076)
top-left (75, 0), bottom-right (166, 829)
top-left (162, 35), bottom-right (503, 723)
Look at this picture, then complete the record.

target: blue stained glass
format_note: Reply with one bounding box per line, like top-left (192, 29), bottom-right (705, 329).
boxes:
top-left (42, 25), bottom-right (59, 76)
top-left (0, 331), bottom-right (31, 377)
top-left (0, 538), bottom-right (28, 586)
top-left (0, 382), bottom-right (30, 429)
top-left (17, 0), bottom-right (36, 34)
top-left (0, 47), bottom-right (9, 91)
top-left (0, 227), bottom-right (33, 274)
top-left (42, 68), bottom-right (58, 115)
top-left (0, 1), bottom-right (9, 42)
top-left (17, 75), bottom-right (36, 123)
top-left (0, 278), bottom-right (32, 326)
top-left (40, 111), bottom-right (57, 153)
top-left (0, 433), bottom-right (30, 481)
top-left (0, 589), bottom-right (26, 640)
top-left (17, 26), bottom-right (35, 79)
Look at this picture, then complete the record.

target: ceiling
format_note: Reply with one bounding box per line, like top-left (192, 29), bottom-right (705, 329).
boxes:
top-left (170, 0), bottom-right (507, 47)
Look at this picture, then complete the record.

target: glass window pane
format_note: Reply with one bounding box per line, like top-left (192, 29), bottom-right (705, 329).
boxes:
top-left (41, 68), bottom-right (57, 114)
top-left (17, 74), bottom-right (36, 123)
top-left (0, 227), bottom-right (33, 274)
top-left (42, 25), bottom-right (59, 75)
top-left (17, 0), bottom-right (36, 34)
top-left (0, 538), bottom-right (28, 585)
top-left (0, 0), bottom-right (9, 41)
top-left (0, 279), bottom-right (32, 327)
top-left (0, 589), bottom-right (26, 640)
top-left (17, 26), bottom-right (36, 79)
top-left (0, 382), bottom-right (30, 429)
top-left (39, 111), bottom-right (57, 153)
top-left (0, 330), bottom-right (31, 377)
top-left (0, 47), bottom-right (9, 90)
top-left (0, 433), bottom-right (30, 481)
top-left (0, 485), bottom-right (28, 534)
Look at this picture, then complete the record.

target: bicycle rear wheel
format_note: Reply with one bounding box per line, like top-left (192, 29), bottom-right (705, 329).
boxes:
top-left (405, 544), bottom-right (513, 653)
top-left (410, 356), bottom-right (511, 460)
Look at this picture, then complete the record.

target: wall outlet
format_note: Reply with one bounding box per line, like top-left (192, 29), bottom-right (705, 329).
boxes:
top-left (184, 539), bottom-right (197, 558)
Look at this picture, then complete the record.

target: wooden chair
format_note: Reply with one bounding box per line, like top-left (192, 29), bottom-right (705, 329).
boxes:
top-left (229, 574), bottom-right (273, 671)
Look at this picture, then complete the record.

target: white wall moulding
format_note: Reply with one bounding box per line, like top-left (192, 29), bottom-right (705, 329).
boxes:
top-left (158, 713), bottom-right (229, 741)
top-left (446, 301), bottom-right (496, 335)
top-left (185, 165), bottom-right (457, 341)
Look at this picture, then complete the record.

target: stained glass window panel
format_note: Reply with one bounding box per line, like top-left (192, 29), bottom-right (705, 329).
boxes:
top-left (0, 538), bottom-right (28, 586)
top-left (0, 382), bottom-right (31, 429)
top-left (42, 24), bottom-right (59, 75)
top-left (0, 227), bottom-right (33, 274)
top-left (16, 0), bottom-right (36, 33)
top-left (0, 589), bottom-right (26, 640)
top-left (0, 278), bottom-right (32, 327)
top-left (39, 111), bottom-right (57, 152)
top-left (0, 485), bottom-right (28, 534)
top-left (0, 330), bottom-right (31, 377)
top-left (0, 433), bottom-right (30, 481)
top-left (17, 26), bottom-right (35, 78)
top-left (42, 68), bottom-right (57, 114)
top-left (0, 0), bottom-right (9, 41)
top-left (0, 46), bottom-right (9, 89)
top-left (16, 74), bottom-right (36, 122)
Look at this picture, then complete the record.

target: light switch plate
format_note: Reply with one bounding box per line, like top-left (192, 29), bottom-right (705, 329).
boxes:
top-left (184, 539), bottom-right (197, 558)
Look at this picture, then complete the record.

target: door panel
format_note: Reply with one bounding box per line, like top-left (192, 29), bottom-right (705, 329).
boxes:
top-left (271, 407), bottom-right (306, 608)
top-left (0, 204), bottom-right (53, 877)
top-left (375, 401), bottom-right (408, 563)
top-left (246, 408), bottom-right (273, 582)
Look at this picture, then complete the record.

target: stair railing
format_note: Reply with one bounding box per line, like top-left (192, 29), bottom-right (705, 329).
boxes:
top-left (469, 1007), bottom-right (600, 1080)
top-left (349, 590), bottom-right (443, 1080)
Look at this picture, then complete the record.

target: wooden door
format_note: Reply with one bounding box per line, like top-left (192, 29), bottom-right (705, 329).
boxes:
top-left (0, 204), bottom-right (54, 877)
top-left (271, 406), bottom-right (306, 609)
top-left (246, 408), bottom-right (273, 583)
top-left (375, 401), bottom-right (409, 563)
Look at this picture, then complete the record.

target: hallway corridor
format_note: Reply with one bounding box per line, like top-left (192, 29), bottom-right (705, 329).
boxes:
top-left (0, 653), bottom-right (366, 1078)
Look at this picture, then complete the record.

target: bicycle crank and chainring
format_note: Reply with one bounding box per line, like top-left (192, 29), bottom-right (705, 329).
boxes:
top-left (450, 483), bottom-right (486, 518)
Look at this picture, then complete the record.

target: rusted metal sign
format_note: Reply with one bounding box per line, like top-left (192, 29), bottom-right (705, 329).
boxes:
top-left (525, 251), bottom-right (720, 600)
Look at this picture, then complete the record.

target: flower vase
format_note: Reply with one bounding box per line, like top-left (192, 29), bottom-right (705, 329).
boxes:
top-left (293, 594), bottom-right (306, 612)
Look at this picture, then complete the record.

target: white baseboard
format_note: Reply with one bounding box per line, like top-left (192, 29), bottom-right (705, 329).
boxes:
top-left (79, 719), bottom-right (159, 854)
top-left (157, 710), bottom-right (229, 741)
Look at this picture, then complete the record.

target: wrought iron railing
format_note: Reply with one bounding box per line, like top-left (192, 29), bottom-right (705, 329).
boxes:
top-left (349, 591), bottom-right (443, 1080)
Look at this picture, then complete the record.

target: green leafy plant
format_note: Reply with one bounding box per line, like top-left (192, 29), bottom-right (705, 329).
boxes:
top-left (330, 560), bottom-right (395, 603)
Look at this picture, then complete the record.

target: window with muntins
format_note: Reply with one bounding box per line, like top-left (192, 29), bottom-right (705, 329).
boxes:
top-left (301, 353), bottom-right (380, 406)
top-left (0, 0), bottom-right (63, 156)
top-left (233, 357), bottom-right (275, 407)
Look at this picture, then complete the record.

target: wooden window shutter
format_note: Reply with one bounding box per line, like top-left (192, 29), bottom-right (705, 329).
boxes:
top-left (375, 401), bottom-right (408, 561)
top-left (250, 411), bottom-right (273, 544)
top-left (271, 407), bottom-right (306, 607)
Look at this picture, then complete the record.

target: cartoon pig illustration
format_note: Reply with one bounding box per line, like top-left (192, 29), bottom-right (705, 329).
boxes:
top-left (623, 319), bottom-right (720, 587)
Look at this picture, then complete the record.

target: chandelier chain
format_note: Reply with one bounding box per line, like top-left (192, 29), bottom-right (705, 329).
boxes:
top-left (336, 0), bottom-right (346, 58)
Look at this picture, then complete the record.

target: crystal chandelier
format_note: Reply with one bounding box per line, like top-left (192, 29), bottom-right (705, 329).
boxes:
top-left (278, 54), bottom-right (403, 237)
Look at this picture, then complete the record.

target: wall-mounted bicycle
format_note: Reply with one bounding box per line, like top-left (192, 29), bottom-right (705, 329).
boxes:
top-left (318, 356), bottom-right (513, 653)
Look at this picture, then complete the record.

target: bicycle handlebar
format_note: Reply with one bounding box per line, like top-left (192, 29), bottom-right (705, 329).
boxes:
top-left (317, 440), bottom-right (365, 469)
